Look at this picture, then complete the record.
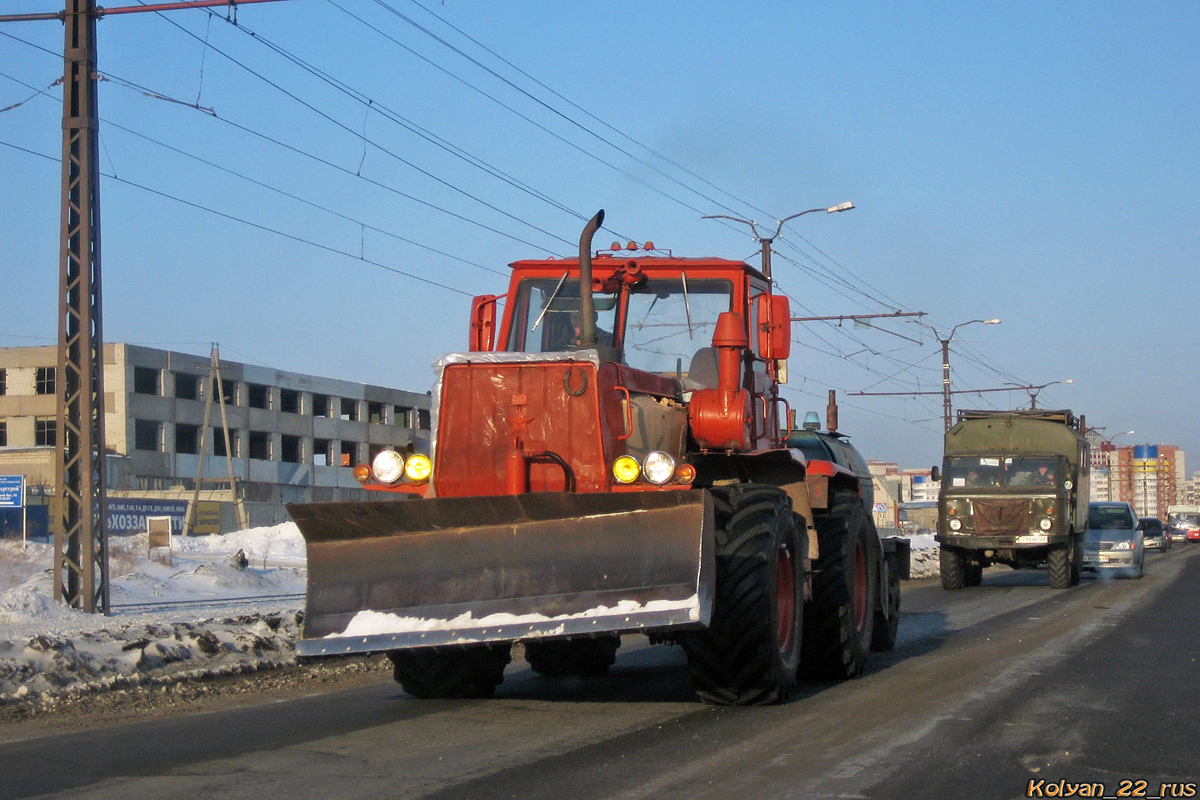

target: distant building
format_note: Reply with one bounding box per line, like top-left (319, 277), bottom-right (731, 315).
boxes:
top-left (1087, 441), bottom-right (1186, 517)
top-left (0, 344), bottom-right (431, 534)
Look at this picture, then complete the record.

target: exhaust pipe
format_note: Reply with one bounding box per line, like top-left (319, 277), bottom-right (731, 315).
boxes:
top-left (576, 209), bottom-right (605, 348)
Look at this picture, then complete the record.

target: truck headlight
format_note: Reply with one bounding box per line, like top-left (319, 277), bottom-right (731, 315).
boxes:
top-left (613, 455), bottom-right (640, 484)
top-left (949, 518), bottom-right (962, 531)
top-left (404, 453), bottom-right (432, 483)
top-left (372, 450), bottom-right (405, 485)
top-left (1039, 518), bottom-right (1053, 531)
top-left (643, 451), bottom-right (676, 485)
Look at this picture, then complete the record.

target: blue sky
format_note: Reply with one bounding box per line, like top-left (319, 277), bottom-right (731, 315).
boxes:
top-left (2, 1), bottom-right (1197, 469)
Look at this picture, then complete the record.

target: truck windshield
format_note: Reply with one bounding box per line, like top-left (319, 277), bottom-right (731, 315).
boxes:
top-left (1168, 512), bottom-right (1200, 528)
top-left (622, 278), bottom-right (732, 375)
top-left (506, 277), bottom-right (620, 353)
top-left (946, 456), bottom-right (1058, 488)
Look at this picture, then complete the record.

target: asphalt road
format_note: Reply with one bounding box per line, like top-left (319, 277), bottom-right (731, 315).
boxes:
top-left (2, 545), bottom-right (1196, 800)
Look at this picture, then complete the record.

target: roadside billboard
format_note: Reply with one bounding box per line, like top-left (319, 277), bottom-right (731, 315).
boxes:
top-left (106, 498), bottom-right (189, 536)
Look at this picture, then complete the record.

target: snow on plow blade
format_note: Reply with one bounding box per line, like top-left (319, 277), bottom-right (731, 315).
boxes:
top-left (288, 490), bottom-right (715, 657)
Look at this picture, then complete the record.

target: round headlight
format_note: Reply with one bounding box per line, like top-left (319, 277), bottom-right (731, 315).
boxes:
top-left (404, 453), bottom-right (432, 483)
top-left (612, 455), bottom-right (641, 484)
top-left (643, 451), bottom-right (676, 485)
top-left (949, 518), bottom-right (962, 532)
top-left (1039, 518), bottom-right (1052, 531)
top-left (372, 450), bottom-right (405, 485)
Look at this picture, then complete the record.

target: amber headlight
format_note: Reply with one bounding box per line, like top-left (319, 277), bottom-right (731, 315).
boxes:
top-left (404, 453), bottom-right (432, 483)
top-left (372, 450), bottom-right (405, 484)
top-left (643, 451), bottom-right (676, 485)
top-left (613, 455), bottom-right (641, 484)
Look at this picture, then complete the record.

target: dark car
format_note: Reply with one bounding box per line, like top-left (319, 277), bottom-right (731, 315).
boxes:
top-left (1138, 517), bottom-right (1170, 551)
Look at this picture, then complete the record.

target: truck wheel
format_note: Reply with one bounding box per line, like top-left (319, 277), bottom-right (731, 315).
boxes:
top-left (870, 550), bottom-right (901, 652)
top-left (939, 546), bottom-right (965, 590)
top-left (388, 643), bottom-right (512, 699)
top-left (524, 636), bottom-right (621, 677)
top-left (680, 484), bottom-right (803, 705)
top-left (801, 494), bottom-right (878, 680)
top-left (1069, 536), bottom-right (1083, 586)
top-left (1047, 544), bottom-right (1071, 589)
top-left (964, 561), bottom-right (984, 587)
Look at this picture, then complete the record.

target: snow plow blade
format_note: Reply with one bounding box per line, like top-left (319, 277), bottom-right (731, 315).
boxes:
top-left (288, 490), bottom-right (715, 657)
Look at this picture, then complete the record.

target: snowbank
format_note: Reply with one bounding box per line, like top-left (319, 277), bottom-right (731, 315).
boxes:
top-left (0, 523), bottom-right (306, 707)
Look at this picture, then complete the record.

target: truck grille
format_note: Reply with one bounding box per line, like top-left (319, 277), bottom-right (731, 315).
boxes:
top-left (972, 498), bottom-right (1030, 535)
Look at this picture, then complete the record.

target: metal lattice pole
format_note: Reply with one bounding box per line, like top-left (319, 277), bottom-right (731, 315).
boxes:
top-left (54, 0), bottom-right (108, 613)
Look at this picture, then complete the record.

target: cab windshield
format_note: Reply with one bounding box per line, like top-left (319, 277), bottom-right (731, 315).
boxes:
top-left (504, 275), bottom-right (733, 371)
top-left (946, 456), bottom-right (1059, 489)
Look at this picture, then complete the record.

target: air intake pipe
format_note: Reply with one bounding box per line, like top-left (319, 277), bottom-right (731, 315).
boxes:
top-left (576, 210), bottom-right (605, 349)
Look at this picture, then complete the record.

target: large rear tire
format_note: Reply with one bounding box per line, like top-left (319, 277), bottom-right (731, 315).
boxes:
top-left (680, 484), bottom-right (803, 706)
top-left (801, 495), bottom-right (878, 680)
top-left (870, 549), bottom-right (901, 652)
top-left (524, 636), bottom-right (621, 677)
top-left (1047, 544), bottom-right (1071, 589)
top-left (389, 643), bottom-right (512, 699)
top-left (940, 545), bottom-right (965, 590)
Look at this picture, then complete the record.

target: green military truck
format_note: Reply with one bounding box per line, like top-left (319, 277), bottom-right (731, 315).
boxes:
top-left (933, 409), bottom-right (1090, 590)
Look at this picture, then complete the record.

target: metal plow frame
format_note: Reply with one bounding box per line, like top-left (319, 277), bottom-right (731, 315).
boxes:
top-left (288, 490), bottom-right (715, 657)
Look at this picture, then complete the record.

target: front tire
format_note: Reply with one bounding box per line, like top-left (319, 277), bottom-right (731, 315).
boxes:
top-left (940, 545), bottom-right (966, 591)
top-left (801, 494), bottom-right (878, 680)
top-left (389, 643), bottom-right (512, 699)
top-left (1047, 544), bottom-right (1071, 589)
top-left (680, 484), bottom-right (803, 706)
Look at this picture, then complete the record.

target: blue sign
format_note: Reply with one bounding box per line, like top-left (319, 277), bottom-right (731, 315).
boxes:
top-left (106, 498), bottom-right (189, 536)
top-left (0, 476), bottom-right (24, 509)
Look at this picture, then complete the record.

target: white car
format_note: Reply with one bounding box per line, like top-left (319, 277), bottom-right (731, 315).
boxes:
top-left (1083, 502), bottom-right (1144, 578)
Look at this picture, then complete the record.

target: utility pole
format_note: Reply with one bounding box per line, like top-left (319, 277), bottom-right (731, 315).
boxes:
top-left (184, 345), bottom-right (248, 536)
top-left (1, 0), bottom-right (290, 612)
top-left (55, 0), bottom-right (106, 613)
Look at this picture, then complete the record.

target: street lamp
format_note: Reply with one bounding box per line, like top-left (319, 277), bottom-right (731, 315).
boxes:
top-left (912, 318), bottom-right (1002, 432)
top-left (703, 202), bottom-right (855, 285)
top-left (1005, 378), bottom-right (1074, 410)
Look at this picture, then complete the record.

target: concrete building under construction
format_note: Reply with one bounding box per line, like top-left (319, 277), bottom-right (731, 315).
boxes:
top-left (0, 344), bottom-right (430, 536)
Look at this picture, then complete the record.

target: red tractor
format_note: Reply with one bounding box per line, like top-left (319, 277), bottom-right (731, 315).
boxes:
top-left (289, 211), bottom-right (907, 705)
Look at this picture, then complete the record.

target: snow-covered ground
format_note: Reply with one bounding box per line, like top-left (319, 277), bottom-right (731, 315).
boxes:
top-left (0, 523), bottom-right (307, 707)
top-left (0, 523), bottom-right (940, 708)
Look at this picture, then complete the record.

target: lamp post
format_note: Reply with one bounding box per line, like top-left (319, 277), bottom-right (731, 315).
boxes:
top-left (912, 318), bottom-right (1002, 432)
top-left (703, 202), bottom-right (855, 285)
top-left (1006, 379), bottom-right (1074, 410)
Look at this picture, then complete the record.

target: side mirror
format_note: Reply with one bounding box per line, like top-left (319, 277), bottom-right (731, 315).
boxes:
top-left (469, 295), bottom-right (498, 352)
top-left (931, 466), bottom-right (941, 482)
top-left (755, 294), bottom-right (791, 360)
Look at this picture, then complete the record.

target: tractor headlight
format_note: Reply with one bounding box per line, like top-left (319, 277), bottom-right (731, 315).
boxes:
top-left (372, 450), bottom-right (405, 485)
top-left (613, 455), bottom-right (641, 484)
top-left (949, 518), bottom-right (963, 532)
top-left (404, 453), bottom-right (432, 483)
top-left (643, 451), bottom-right (676, 485)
